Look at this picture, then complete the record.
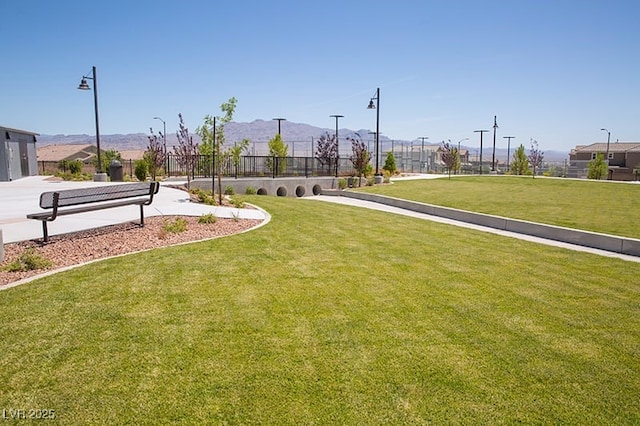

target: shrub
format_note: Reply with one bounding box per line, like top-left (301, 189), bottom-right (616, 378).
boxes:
top-left (198, 213), bottom-right (217, 224)
top-left (230, 197), bottom-right (245, 208)
top-left (224, 185), bottom-right (235, 195)
top-left (245, 186), bottom-right (257, 195)
top-left (4, 249), bottom-right (52, 272)
top-left (338, 178), bottom-right (347, 190)
top-left (134, 159), bottom-right (148, 182)
top-left (190, 188), bottom-right (216, 205)
top-left (383, 170), bottom-right (391, 184)
top-left (162, 217), bottom-right (188, 233)
top-left (69, 160), bottom-right (83, 174)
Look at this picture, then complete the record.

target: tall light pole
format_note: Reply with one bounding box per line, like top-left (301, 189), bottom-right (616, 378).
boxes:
top-left (491, 115), bottom-right (499, 171)
top-left (272, 117), bottom-right (286, 135)
top-left (77, 66), bottom-right (104, 181)
top-left (153, 116), bottom-right (167, 155)
top-left (418, 136), bottom-right (428, 173)
top-left (457, 138), bottom-right (469, 169)
top-left (329, 114), bottom-right (344, 159)
top-left (600, 128), bottom-right (611, 160)
top-left (367, 88), bottom-right (381, 176)
top-left (474, 129), bottom-right (489, 174)
top-left (503, 136), bottom-right (515, 170)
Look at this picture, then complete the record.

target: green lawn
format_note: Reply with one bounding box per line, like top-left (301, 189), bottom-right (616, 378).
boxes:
top-left (357, 175), bottom-right (640, 239)
top-left (1, 196), bottom-right (639, 424)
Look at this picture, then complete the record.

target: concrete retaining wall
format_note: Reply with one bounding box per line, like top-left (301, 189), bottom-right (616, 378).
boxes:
top-left (191, 176), bottom-right (340, 198)
top-left (326, 190), bottom-right (640, 257)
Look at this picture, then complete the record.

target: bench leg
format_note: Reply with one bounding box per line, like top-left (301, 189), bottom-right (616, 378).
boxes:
top-left (42, 221), bottom-right (49, 243)
top-left (139, 205), bottom-right (144, 227)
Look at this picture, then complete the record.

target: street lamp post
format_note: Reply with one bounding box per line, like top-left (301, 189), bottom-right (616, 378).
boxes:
top-left (600, 128), bottom-right (611, 160)
top-left (474, 129), bottom-right (489, 174)
top-left (153, 117), bottom-right (167, 154)
top-left (457, 138), bottom-right (469, 171)
top-left (418, 136), bottom-right (428, 173)
top-left (330, 114), bottom-right (343, 177)
top-left (503, 136), bottom-right (515, 170)
top-left (367, 88), bottom-right (381, 178)
top-left (77, 66), bottom-right (105, 181)
top-left (492, 115), bottom-right (499, 171)
top-left (272, 117), bottom-right (286, 135)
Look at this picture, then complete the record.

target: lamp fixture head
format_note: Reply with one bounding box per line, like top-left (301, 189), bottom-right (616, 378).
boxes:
top-left (367, 99), bottom-right (376, 109)
top-left (77, 78), bottom-right (91, 90)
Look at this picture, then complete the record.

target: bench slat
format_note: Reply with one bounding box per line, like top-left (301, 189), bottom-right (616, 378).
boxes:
top-left (39, 182), bottom-right (155, 209)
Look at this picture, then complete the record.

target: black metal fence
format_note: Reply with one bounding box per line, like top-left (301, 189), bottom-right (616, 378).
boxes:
top-left (166, 155), bottom-right (357, 179)
top-left (39, 156), bottom-right (358, 179)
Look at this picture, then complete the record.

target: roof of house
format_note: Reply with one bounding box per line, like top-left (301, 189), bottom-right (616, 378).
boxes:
top-left (36, 144), bottom-right (96, 162)
top-left (571, 142), bottom-right (640, 154)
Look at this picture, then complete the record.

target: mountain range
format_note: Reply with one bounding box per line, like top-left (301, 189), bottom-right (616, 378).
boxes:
top-left (38, 119), bottom-right (570, 162)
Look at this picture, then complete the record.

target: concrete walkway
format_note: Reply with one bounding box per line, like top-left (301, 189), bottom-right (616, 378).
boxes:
top-left (306, 195), bottom-right (640, 263)
top-left (0, 176), bottom-right (266, 244)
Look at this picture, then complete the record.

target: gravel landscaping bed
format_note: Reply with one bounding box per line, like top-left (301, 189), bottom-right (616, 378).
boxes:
top-left (0, 215), bottom-right (263, 287)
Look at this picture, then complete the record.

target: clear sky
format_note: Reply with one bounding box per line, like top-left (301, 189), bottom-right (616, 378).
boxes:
top-left (2, 0), bottom-right (638, 152)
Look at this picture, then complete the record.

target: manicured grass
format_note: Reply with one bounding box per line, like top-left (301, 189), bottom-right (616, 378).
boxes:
top-left (357, 175), bottom-right (640, 239)
top-left (1, 196), bottom-right (639, 424)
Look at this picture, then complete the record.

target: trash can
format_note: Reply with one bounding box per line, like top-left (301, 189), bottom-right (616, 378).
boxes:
top-left (109, 160), bottom-right (123, 182)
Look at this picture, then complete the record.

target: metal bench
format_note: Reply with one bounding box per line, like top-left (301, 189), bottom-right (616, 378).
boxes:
top-left (27, 182), bottom-right (160, 242)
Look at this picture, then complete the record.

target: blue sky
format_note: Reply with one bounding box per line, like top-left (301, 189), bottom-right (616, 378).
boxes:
top-left (2, 0), bottom-right (638, 152)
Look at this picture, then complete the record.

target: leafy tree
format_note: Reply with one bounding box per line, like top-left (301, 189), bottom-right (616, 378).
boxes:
top-left (93, 149), bottom-right (121, 177)
top-left (266, 133), bottom-right (288, 175)
top-left (383, 151), bottom-right (397, 175)
top-left (145, 127), bottom-right (166, 181)
top-left (347, 133), bottom-right (371, 186)
top-left (587, 152), bottom-right (608, 180)
top-left (527, 139), bottom-right (544, 178)
top-left (440, 141), bottom-right (459, 179)
top-left (510, 144), bottom-right (530, 175)
top-left (134, 159), bottom-right (148, 181)
top-left (196, 97), bottom-right (243, 205)
top-left (173, 113), bottom-right (199, 189)
top-left (315, 132), bottom-right (338, 173)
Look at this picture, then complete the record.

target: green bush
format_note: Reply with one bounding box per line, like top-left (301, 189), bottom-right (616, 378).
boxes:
top-left (230, 197), bottom-right (246, 208)
top-left (198, 213), bottom-right (217, 224)
top-left (245, 186), bottom-right (257, 195)
top-left (162, 217), bottom-right (188, 233)
top-left (134, 159), bottom-right (148, 182)
top-left (69, 160), bottom-right (83, 174)
top-left (224, 185), bottom-right (236, 195)
top-left (3, 249), bottom-right (52, 272)
top-left (338, 178), bottom-right (347, 190)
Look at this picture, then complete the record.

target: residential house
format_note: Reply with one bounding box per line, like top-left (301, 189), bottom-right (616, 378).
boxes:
top-left (569, 142), bottom-right (640, 181)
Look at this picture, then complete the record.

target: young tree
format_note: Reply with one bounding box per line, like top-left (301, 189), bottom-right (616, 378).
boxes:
top-left (315, 132), bottom-right (338, 173)
top-left (266, 133), bottom-right (288, 175)
top-left (196, 97), bottom-right (241, 205)
top-left (510, 144), bottom-right (530, 175)
top-left (587, 152), bottom-right (608, 179)
top-left (145, 127), bottom-right (166, 181)
top-left (93, 149), bottom-right (121, 177)
top-left (440, 141), bottom-right (459, 179)
top-left (173, 113), bottom-right (199, 190)
top-left (383, 151), bottom-right (397, 175)
top-left (527, 139), bottom-right (544, 178)
top-left (347, 133), bottom-right (371, 186)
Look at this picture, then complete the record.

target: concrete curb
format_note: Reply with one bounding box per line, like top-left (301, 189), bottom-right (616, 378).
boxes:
top-left (325, 190), bottom-right (640, 257)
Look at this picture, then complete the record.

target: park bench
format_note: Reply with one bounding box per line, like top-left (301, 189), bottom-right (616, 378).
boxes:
top-left (27, 182), bottom-right (160, 242)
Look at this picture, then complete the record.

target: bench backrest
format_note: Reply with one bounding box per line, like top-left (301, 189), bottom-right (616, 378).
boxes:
top-left (39, 182), bottom-right (159, 209)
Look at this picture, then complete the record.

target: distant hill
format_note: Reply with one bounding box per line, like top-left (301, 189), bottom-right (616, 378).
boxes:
top-left (38, 119), bottom-right (569, 162)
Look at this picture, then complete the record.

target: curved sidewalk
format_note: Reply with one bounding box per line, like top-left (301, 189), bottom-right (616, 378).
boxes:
top-left (0, 177), bottom-right (265, 244)
top-left (309, 192), bottom-right (640, 263)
